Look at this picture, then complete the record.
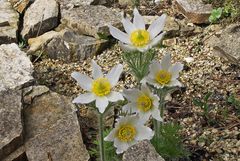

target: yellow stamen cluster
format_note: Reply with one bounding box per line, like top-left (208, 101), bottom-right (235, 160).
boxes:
top-left (155, 70), bottom-right (172, 85)
top-left (92, 77), bottom-right (111, 96)
top-left (117, 124), bottom-right (136, 142)
top-left (137, 94), bottom-right (152, 112)
top-left (130, 29), bottom-right (150, 47)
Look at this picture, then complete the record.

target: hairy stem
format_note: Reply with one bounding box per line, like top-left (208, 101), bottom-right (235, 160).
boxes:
top-left (99, 114), bottom-right (105, 161)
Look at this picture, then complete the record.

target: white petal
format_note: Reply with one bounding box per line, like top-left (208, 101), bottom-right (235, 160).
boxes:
top-left (104, 129), bottom-right (117, 141)
top-left (137, 45), bottom-right (151, 52)
top-left (107, 91), bottom-right (124, 102)
top-left (148, 14), bottom-right (167, 39)
top-left (91, 60), bottom-right (103, 79)
top-left (151, 108), bottom-right (163, 121)
top-left (149, 60), bottom-right (162, 76)
top-left (122, 18), bottom-right (136, 34)
top-left (119, 42), bottom-right (137, 52)
top-left (161, 53), bottom-right (171, 70)
top-left (109, 25), bottom-right (131, 44)
top-left (149, 32), bottom-right (165, 47)
top-left (96, 96), bottom-right (109, 113)
top-left (141, 84), bottom-right (151, 95)
top-left (169, 62), bottom-right (183, 79)
top-left (72, 93), bottom-right (95, 104)
top-left (122, 102), bottom-right (138, 113)
top-left (133, 8), bottom-right (145, 29)
top-left (114, 139), bottom-right (130, 154)
top-left (123, 88), bottom-right (141, 102)
top-left (169, 79), bottom-right (182, 87)
top-left (139, 111), bottom-right (152, 122)
top-left (106, 64), bottom-right (123, 86)
top-left (135, 126), bottom-right (154, 140)
top-left (145, 77), bottom-right (163, 89)
top-left (71, 72), bottom-right (93, 91)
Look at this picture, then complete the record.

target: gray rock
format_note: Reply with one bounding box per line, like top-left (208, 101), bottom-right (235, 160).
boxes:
top-left (123, 140), bottom-right (165, 161)
top-left (175, 0), bottom-right (212, 24)
top-left (61, 5), bottom-right (122, 38)
top-left (0, 89), bottom-right (23, 159)
top-left (0, 0), bottom-right (19, 44)
top-left (0, 43), bottom-right (34, 91)
top-left (9, 0), bottom-right (30, 13)
top-left (27, 30), bottom-right (62, 54)
top-left (21, 0), bottom-right (59, 39)
top-left (206, 23), bottom-right (240, 65)
top-left (2, 146), bottom-right (26, 161)
top-left (23, 91), bottom-right (90, 160)
top-left (118, 0), bottom-right (134, 6)
top-left (45, 30), bottom-right (108, 62)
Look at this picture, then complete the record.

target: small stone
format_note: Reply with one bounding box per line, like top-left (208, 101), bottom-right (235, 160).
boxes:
top-left (123, 140), bottom-right (165, 161)
top-left (0, 89), bottom-right (23, 159)
top-left (175, 0), bottom-right (212, 24)
top-left (9, 0), bottom-right (30, 13)
top-left (0, 0), bottom-right (19, 44)
top-left (61, 5), bottom-right (122, 38)
top-left (162, 38), bottom-right (177, 47)
top-left (0, 43), bottom-right (33, 91)
top-left (21, 0), bottom-right (59, 39)
top-left (118, 0), bottom-right (134, 6)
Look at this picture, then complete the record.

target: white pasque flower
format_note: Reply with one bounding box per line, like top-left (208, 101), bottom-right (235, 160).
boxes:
top-left (109, 8), bottom-right (166, 52)
top-left (143, 54), bottom-right (184, 88)
top-left (71, 60), bottom-right (124, 113)
top-left (104, 115), bottom-right (154, 154)
top-left (122, 84), bottom-right (162, 122)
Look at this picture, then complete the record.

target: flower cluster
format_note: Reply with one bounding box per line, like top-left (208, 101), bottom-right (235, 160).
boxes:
top-left (71, 8), bottom-right (184, 158)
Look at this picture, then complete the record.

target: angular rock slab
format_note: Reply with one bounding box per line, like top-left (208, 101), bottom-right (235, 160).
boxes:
top-left (61, 5), bottom-right (122, 38)
top-left (0, 89), bottom-right (23, 159)
top-left (9, 0), bottom-right (30, 13)
top-left (21, 0), bottom-right (59, 39)
top-left (46, 30), bottom-right (108, 62)
top-left (24, 91), bottom-right (90, 161)
top-left (206, 23), bottom-right (240, 65)
top-left (0, 0), bottom-right (19, 44)
top-left (0, 43), bottom-right (33, 91)
top-left (175, 0), bottom-right (212, 24)
top-left (123, 140), bottom-right (165, 161)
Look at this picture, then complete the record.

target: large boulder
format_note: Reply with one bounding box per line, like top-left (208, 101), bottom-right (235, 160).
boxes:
top-left (123, 140), bottom-right (165, 161)
top-left (21, 0), bottom-right (59, 39)
top-left (45, 30), bottom-right (108, 62)
top-left (9, 0), bottom-right (30, 13)
top-left (0, 0), bottom-right (19, 44)
top-left (23, 89), bottom-right (90, 161)
top-left (0, 89), bottom-right (23, 159)
top-left (61, 5), bottom-right (122, 38)
top-left (0, 43), bottom-right (33, 159)
top-left (175, 0), bottom-right (212, 24)
top-left (0, 43), bottom-right (33, 91)
top-left (206, 23), bottom-right (240, 65)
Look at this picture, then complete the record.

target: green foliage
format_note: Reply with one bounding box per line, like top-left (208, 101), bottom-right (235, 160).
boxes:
top-left (89, 129), bottom-right (121, 161)
top-left (209, 8), bottom-right (223, 23)
top-left (122, 49), bottom-right (156, 83)
top-left (18, 38), bottom-right (27, 49)
top-left (227, 94), bottom-right (240, 115)
top-left (151, 123), bottom-right (189, 160)
top-left (97, 32), bottom-right (110, 40)
top-left (193, 92), bottom-right (213, 117)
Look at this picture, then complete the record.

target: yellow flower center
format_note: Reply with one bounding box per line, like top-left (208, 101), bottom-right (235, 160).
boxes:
top-left (92, 77), bottom-right (111, 96)
top-left (155, 70), bottom-right (172, 85)
top-left (130, 29), bottom-right (150, 47)
top-left (137, 94), bottom-right (152, 112)
top-left (117, 124), bottom-right (136, 142)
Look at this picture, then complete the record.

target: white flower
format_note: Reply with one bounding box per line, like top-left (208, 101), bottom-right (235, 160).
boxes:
top-left (71, 60), bottom-right (124, 113)
top-left (122, 84), bottom-right (162, 122)
top-left (143, 54), bottom-right (184, 88)
top-left (109, 8), bottom-right (166, 52)
top-left (104, 115), bottom-right (154, 154)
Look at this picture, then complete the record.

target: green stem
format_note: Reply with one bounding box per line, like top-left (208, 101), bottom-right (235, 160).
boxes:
top-left (99, 113), bottom-right (105, 161)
